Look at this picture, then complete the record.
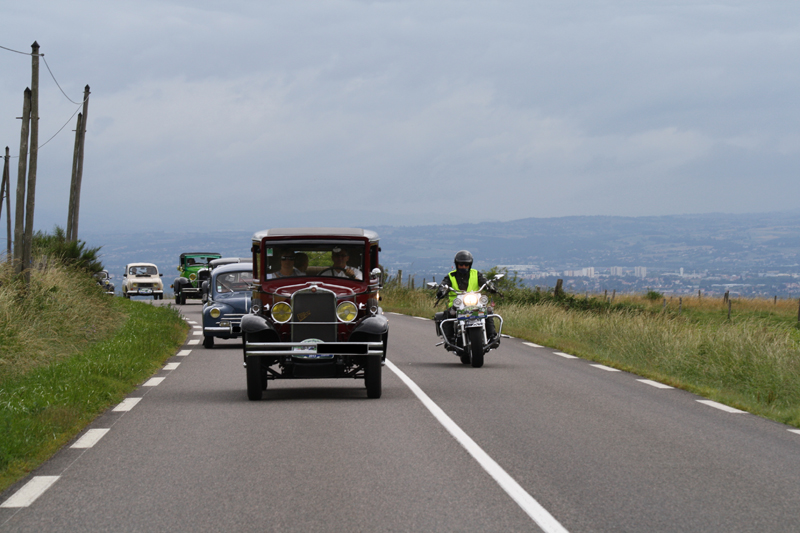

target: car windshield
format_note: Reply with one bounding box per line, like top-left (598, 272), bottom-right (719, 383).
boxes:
top-left (264, 243), bottom-right (365, 281)
top-left (215, 271), bottom-right (255, 294)
top-left (185, 256), bottom-right (217, 266)
top-left (129, 265), bottom-right (158, 276)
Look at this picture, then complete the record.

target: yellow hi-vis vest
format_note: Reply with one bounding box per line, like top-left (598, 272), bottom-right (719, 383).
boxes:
top-left (448, 269), bottom-right (479, 307)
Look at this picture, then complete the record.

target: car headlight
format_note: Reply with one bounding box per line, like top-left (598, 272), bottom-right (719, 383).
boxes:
top-left (336, 301), bottom-right (358, 322)
top-left (210, 307), bottom-right (221, 319)
top-left (132, 282), bottom-right (138, 288)
top-left (462, 293), bottom-right (480, 307)
top-left (271, 301), bottom-right (292, 323)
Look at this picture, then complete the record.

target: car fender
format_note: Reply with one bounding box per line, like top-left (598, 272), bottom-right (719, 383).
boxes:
top-left (241, 313), bottom-right (276, 334)
top-left (173, 277), bottom-right (190, 289)
top-left (351, 315), bottom-right (389, 337)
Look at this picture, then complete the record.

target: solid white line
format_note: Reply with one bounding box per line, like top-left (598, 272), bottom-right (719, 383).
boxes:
top-left (523, 342), bottom-right (542, 348)
top-left (143, 377), bottom-right (165, 387)
top-left (590, 364), bottom-right (620, 372)
top-left (113, 397), bottom-right (141, 412)
top-left (0, 476), bottom-right (59, 508)
top-left (386, 360), bottom-right (569, 533)
top-left (413, 316), bottom-right (429, 320)
top-left (697, 400), bottom-right (746, 414)
top-left (177, 350), bottom-right (191, 356)
top-left (637, 379), bottom-right (674, 389)
top-left (188, 339), bottom-right (200, 345)
top-left (71, 428), bottom-right (110, 449)
top-left (553, 352), bottom-right (578, 359)
top-left (788, 430), bottom-right (800, 435)
top-left (164, 363), bottom-right (180, 370)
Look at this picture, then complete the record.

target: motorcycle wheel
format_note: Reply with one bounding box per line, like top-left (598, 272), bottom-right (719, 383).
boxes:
top-left (468, 328), bottom-right (485, 368)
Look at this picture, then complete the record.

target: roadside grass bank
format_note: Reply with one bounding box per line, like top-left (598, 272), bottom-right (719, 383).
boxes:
top-left (0, 260), bottom-right (188, 493)
top-left (382, 285), bottom-right (800, 428)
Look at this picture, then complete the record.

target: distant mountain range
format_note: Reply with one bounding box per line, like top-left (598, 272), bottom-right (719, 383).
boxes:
top-left (83, 211), bottom-right (800, 281)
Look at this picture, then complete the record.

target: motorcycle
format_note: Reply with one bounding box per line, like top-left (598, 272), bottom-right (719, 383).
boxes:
top-left (427, 274), bottom-right (505, 368)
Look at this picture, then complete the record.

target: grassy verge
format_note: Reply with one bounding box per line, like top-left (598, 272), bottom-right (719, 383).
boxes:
top-left (382, 285), bottom-right (800, 427)
top-left (0, 260), bottom-right (188, 493)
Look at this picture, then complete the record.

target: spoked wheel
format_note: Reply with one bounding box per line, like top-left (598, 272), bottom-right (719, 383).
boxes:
top-left (246, 356), bottom-right (263, 401)
top-left (364, 356), bottom-right (382, 398)
top-left (468, 328), bottom-right (485, 368)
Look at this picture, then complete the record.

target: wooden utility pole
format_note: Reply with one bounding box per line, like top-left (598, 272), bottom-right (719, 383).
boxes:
top-left (66, 112), bottom-right (82, 240)
top-left (73, 85), bottom-right (89, 241)
top-left (13, 88), bottom-right (31, 274)
top-left (22, 41), bottom-right (41, 283)
top-left (1, 147), bottom-right (9, 259)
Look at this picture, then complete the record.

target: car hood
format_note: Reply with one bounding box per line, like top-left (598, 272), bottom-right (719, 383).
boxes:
top-left (268, 280), bottom-right (359, 298)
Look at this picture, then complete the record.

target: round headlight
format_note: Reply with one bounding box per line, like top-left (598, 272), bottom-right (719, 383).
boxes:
top-left (479, 295), bottom-right (489, 306)
top-left (463, 293), bottom-right (480, 307)
top-left (453, 297), bottom-right (463, 308)
top-left (337, 301), bottom-right (358, 322)
top-left (272, 301), bottom-right (292, 323)
top-left (210, 307), bottom-right (221, 319)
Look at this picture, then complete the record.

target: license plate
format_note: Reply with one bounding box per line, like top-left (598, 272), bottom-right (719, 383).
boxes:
top-left (140, 288), bottom-right (152, 294)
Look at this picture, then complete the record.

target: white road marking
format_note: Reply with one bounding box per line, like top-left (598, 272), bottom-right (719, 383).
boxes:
top-left (192, 331), bottom-right (203, 336)
top-left (188, 339), bottom-right (200, 345)
top-left (193, 325), bottom-right (202, 329)
top-left (414, 316), bottom-right (429, 320)
top-left (697, 400), bottom-right (746, 414)
top-left (789, 430), bottom-right (800, 435)
top-left (143, 377), bottom-right (165, 387)
top-left (637, 379), bottom-right (674, 389)
top-left (387, 360), bottom-right (569, 533)
top-left (177, 350), bottom-right (191, 356)
top-left (591, 364), bottom-right (620, 372)
top-left (523, 342), bottom-right (542, 348)
top-left (164, 363), bottom-right (180, 370)
top-left (553, 352), bottom-right (578, 359)
top-left (0, 476), bottom-right (59, 508)
top-left (113, 397), bottom-right (141, 412)
top-left (71, 428), bottom-right (110, 449)
top-left (187, 320), bottom-right (198, 324)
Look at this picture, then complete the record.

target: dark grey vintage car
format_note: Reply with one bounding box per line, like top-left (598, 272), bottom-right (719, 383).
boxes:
top-left (201, 262), bottom-right (254, 348)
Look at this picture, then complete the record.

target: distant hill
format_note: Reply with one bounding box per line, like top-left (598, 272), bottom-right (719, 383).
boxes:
top-left (82, 211), bottom-right (800, 283)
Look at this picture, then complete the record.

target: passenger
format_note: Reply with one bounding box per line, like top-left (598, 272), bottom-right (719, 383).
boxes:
top-left (268, 252), bottom-right (303, 278)
top-left (322, 247), bottom-right (362, 280)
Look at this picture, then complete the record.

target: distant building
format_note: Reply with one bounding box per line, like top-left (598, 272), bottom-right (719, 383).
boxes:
top-left (610, 266), bottom-right (623, 276)
top-left (635, 266), bottom-right (647, 278)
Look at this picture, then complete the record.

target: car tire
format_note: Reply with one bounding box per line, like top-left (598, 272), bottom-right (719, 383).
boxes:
top-left (468, 328), bottom-right (484, 368)
top-left (365, 356), bottom-right (382, 399)
top-left (203, 335), bottom-right (214, 349)
top-left (246, 356), bottom-right (263, 401)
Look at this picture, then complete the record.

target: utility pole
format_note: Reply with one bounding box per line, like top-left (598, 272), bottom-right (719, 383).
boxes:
top-left (22, 41), bottom-right (41, 283)
top-left (14, 88), bottom-right (31, 274)
top-left (66, 112), bottom-right (82, 241)
top-left (1, 147), bottom-right (10, 260)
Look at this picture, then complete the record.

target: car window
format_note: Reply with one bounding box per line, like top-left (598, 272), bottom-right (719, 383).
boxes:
top-left (263, 244), bottom-right (364, 280)
top-left (130, 266), bottom-right (157, 276)
top-left (216, 271), bottom-right (255, 293)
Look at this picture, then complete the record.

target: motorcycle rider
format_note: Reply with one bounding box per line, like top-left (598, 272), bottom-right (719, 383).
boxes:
top-left (437, 250), bottom-right (498, 345)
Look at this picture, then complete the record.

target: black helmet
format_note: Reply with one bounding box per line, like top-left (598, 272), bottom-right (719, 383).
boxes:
top-left (454, 250), bottom-right (473, 268)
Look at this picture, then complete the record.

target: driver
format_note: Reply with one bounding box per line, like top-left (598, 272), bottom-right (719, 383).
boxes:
top-left (437, 250), bottom-right (497, 343)
top-left (322, 247), bottom-right (362, 280)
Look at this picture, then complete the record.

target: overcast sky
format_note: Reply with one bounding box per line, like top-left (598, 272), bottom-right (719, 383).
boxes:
top-left (2, 0), bottom-right (799, 237)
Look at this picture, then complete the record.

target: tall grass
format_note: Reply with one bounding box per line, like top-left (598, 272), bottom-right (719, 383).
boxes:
top-left (382, 284), bottom-right (800, 427)
top-left (0, 259), bottom-right (188, 493)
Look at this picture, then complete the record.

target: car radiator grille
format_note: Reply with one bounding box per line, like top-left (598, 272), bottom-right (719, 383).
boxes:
top-left (292, 292), bottom-right (336, 342)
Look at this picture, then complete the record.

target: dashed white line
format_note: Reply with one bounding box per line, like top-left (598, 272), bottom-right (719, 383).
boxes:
top-left (177, 350), bottom-right (191, 356)
top-left (553, 352), bottom-right (578, 359)
top-left (697, 400), bottom-right (746, 414)
top-left (591, 364), bottom-right (620, 372)
top-left (386, 360), bottom-right (569, 533)
top-left (112, 397), bottom-right (141, 412)
top-left (188, 339), bottom-right (200, 345)
top-left (0, 476), bottom-right (60, 508)
top-left (523, 342), bottom-right (542, 348)
top-left (71, 428), bottom-right (110, 449)
top-left (143, 377), bottom-right (165, 387)
top-left (637, 379), bottom-right (674, 389)
top-left (187, 320), bottom-right (198, 324)
top-left (164, 363), bottom-right (180, 370)
top-left (413, 316), bottom-right (429, 320)
top-left (193, 325), bottom-right (202, 329)
top-left (192, 331), bottom-right (203, 336)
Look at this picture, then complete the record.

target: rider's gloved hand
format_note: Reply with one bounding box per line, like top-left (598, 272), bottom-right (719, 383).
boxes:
top-left (436, 285), bottom-right (448, 299)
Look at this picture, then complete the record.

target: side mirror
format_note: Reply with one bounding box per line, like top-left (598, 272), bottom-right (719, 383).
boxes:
top-left (370, 268), bottom-right (381, 278)
top-left (159, 273), bottom-right (163, 277)
top-left (492, 274), bottom-right (505, 281)
top-left (426, 282), bottom-right (438, 290)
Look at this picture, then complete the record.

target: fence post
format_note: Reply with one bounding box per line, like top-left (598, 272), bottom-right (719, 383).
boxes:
top-left (728, 299), bottom-right (732, 321)
top-left (679, 297), bottom-right (682, 316)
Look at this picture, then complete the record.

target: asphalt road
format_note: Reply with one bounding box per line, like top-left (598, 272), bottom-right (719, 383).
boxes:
top-left (2, 302), bottom-right (800, 532)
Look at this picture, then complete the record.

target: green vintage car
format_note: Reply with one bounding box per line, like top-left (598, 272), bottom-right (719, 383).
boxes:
top-left (172, 252), bottom-right (221, 304)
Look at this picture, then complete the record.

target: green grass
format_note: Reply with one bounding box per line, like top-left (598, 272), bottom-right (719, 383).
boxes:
top-left (0, 260), bottom-right (188, 493)
top-left (382, 285), bottom-right (800, 427)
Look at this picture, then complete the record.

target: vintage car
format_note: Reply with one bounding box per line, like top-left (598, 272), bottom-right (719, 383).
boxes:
top-left (241, 228), bottom-right (388, 400)
top-left (172, 252), bottom-right (221, 304)
top-left (122, 263), bottom-right (164, 299)
top-left (95, 270), bottom-right (115, 294)
top-left (200, 257), bottom-right (251, 302)
top-left (201, 262), bottom-right (254, 348)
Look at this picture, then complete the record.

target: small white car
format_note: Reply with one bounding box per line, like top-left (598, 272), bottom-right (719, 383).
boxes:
top-left (122, 263), bottom-right (164, 300)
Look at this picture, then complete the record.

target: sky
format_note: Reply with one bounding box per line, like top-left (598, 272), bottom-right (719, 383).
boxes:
top-left (1, 0), bottom-right (799, 237)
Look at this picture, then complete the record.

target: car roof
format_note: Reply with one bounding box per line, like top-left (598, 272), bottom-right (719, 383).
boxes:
top-left (252, 227), bottom-right (379, 242)
top-left (126, 262), bottom-right (157, 267)
top-left (180, 252), bottom-right (221, 258)
top-left (210, 257), bottom-right (250, 266)
top-left (212, 262), bottom-right (253, 276)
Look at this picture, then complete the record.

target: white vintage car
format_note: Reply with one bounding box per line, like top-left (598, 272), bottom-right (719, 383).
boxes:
top-left (122, 263), bottom-right (164, 300)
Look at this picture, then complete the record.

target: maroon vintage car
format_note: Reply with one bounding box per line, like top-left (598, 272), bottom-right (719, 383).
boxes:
top-left (240, 228), bottom-right (388, 400)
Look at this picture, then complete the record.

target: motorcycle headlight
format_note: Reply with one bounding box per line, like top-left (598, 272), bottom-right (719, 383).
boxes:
top-left (453, 297), bottom-right (463, 309)
top-left (463, 293), bottom-right (480, 307)
top-left (210, 307), bottom-right (221, 319)
top-left (271, 301), bottom-right (292, 323)
top-left (337, 301), bottom-right (358, 322)
top-left (479, 295), bottom-right (489, 306)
